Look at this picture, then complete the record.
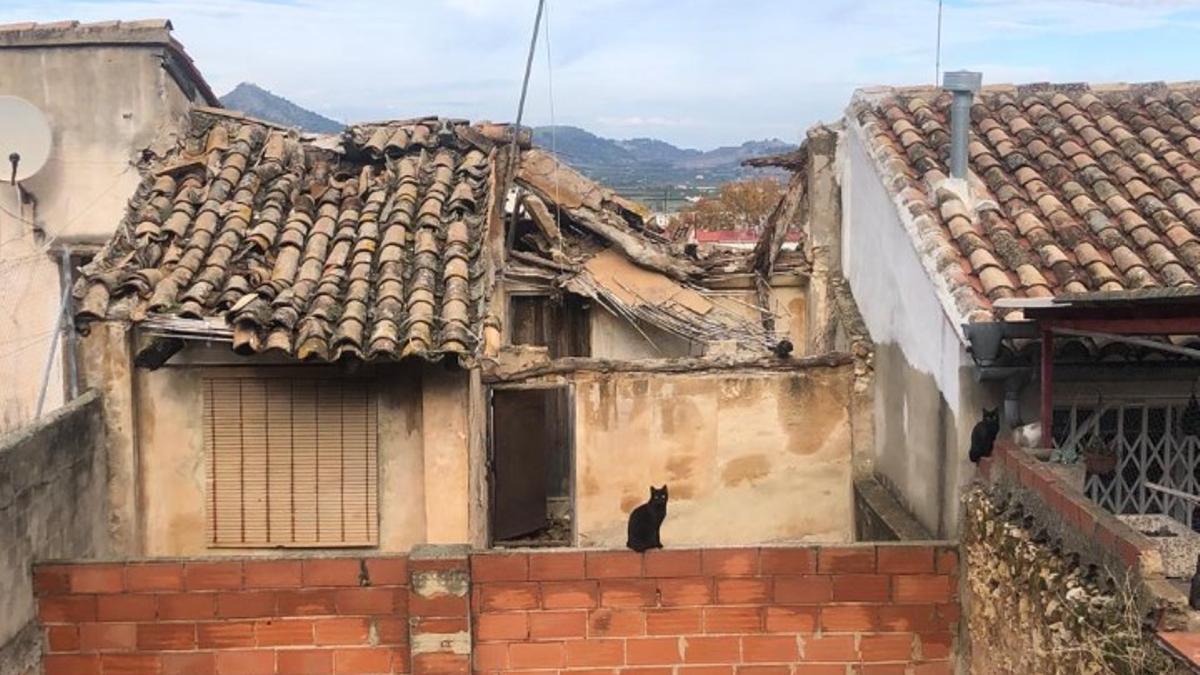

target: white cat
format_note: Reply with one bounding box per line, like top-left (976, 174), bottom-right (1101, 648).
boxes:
top-left (1012, 422), bottom-right (1047, 458)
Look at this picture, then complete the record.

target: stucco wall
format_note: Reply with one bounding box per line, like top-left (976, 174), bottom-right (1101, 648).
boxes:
top-left (132, 361), bottom-right (468, 556)
top-left (0, 45), bottom-right (193, 242)
top-left (0, 390), bottom-right (108, 675)
top-left (0, 44), bottom-right (196, 434)
top-left (841, 121), bottom-right (994, 537)
top-left (573, 365), bottom-right (855, 547)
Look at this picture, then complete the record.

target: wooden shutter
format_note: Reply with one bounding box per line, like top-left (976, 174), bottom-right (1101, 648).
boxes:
top-left (204, 378), bottom-right (378, 547)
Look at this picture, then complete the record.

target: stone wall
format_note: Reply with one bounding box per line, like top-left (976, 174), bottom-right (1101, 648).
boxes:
top-left (0, 391), bottom-right (108, 675)
top-left (967, 441), bottom-right (1200, 673)
top-left (963, 486), bottom-right (1186, 674)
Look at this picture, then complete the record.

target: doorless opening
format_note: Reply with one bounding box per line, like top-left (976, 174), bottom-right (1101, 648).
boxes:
top-left (489, 386), bottom-right (573, 547)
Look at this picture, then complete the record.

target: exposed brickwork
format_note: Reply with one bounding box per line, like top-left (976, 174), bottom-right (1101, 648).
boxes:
top-left (410, 547), bottom-right (471, 675)
top-left (34, 556), bottom-right (409, 675)
top-left (471, 545), bottom-right (958, 674)
top-left (36, 545), bottom-right (960, 674)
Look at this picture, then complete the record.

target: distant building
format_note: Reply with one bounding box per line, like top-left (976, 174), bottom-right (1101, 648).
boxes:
top-left (693, 228), bottom-right (803, 250)
top-left (0, 19), bottom-right (215, 432)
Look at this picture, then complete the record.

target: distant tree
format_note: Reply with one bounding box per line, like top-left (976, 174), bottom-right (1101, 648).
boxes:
top-left (670, 177), bottom-right (784, 236)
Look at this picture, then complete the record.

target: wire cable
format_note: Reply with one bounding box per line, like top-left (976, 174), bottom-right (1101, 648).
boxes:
top-left (935, 0), bottom-right (944, 85)
top-left (543, 0), bottom-right (562, 237)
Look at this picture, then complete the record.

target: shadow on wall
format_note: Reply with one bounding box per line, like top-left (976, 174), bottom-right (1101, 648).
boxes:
top-left (873, 341), bottom-right (995, 538)
top-left (0, 390), bottom-right (109, 673)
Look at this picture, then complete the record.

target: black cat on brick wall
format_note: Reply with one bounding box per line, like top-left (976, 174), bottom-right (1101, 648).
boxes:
top-left (626, 485), bottom-right (668, 552)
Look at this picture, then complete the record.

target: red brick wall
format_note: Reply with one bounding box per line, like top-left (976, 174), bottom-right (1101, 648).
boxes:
top-left (34, 556), bottom-right (409, 675)
top-left (470, 545), bottom-right (959, 674)
top-left (34, 545), bottom-right (959, 674)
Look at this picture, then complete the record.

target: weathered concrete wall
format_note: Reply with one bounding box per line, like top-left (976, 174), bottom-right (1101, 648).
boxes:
top-left (573, 365), bottom-right (856, 547)
top-left (0, 45), bottom-right (193, 242)
top-left (0, 391), bottom-right (108, 675)
top-left (841, 120), bottom-right (998, 537)
top-left (129, 358), bottom-right (469, 556)
top-left (854, 476), bottom-right (933, 542)
top-left (77, 324), bottom-right (138, 555)
top-left (0, 44), bottom-right (196, 434)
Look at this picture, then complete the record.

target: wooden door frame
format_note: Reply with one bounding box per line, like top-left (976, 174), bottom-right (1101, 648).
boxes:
top-left (486, 381), bottom-right (576, 547)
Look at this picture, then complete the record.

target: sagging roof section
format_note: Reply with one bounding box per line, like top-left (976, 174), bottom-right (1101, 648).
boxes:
top-left (852, 81), bottom-right (1200, 323)
top-left (75, 112), bottom-right (500, 363)
top-left (73, 109), bottom-right (775, 363)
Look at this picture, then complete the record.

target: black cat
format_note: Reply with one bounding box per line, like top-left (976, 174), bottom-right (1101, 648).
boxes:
top-left (968, 407), bottom-right (1000, 463)
top-left (626, 485), bottom-right (668, 552)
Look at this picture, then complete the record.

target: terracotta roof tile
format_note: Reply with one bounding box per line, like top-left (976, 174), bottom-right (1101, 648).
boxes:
top-left (853, 81), bottom-right (1200, 321)
top-left (74, 110), bottom-right (684, 363)
top-left (77, 113), bottom-right (498, 363)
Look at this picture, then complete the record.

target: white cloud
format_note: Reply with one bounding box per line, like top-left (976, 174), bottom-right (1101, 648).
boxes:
top-left (2, 0), bottom-right (1198, 147)
top-left (597, 116), bottom-right (700, 128)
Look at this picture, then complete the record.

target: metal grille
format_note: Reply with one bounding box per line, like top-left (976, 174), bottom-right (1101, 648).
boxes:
top-left (1053, 401), bottom-right (1200, 530)
top-left (203, 378), bottom-right (378, 547)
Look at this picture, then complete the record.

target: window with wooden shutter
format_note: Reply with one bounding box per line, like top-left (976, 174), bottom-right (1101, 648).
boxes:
top-left (203, 378), bottom-right (378, 547)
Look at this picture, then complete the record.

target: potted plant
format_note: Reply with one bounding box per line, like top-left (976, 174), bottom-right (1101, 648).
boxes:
top-left (1081, 431), bottom-right (1118, 477)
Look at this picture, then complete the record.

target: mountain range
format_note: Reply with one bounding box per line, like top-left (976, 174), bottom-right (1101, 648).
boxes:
top-left (217, 83), bottom-right (794, 191)
top-left (531, 126), bottom-right (794, 187)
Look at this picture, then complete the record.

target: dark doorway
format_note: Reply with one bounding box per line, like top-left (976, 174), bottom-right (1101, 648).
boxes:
top-left (489, 386), bottom-right (573, 547)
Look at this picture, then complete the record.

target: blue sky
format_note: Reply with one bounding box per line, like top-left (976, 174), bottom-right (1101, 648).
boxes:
top-left (4, 0), bottom-right (1200, 148)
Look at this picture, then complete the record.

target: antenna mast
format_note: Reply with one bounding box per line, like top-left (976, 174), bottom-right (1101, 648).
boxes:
top-left (935, 0), bottom-right (944, 85)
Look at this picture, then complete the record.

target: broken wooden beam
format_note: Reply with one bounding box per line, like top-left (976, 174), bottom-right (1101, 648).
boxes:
top-left (482, 351), bottom-right (854, 383)
top-left (133, 336), bottom-right (185, 370)
top-left (742, 147), bottom-right (807, 171)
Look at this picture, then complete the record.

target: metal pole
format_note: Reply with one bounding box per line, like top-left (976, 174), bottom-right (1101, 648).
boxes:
top-left (35, 280), bottom-right (69, 417)
top-left (59, 245), bottom-right (78, 400)
top-left (503, 0), bottom-right (548, 252)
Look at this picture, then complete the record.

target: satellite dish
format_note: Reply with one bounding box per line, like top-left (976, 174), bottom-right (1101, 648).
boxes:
top-left (0, 95), bottom-right (52, 183)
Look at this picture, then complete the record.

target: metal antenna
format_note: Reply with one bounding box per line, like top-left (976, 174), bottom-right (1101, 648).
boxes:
top-left (935, 0), bottom-right (944, 85)
top-left (504, 0), bottom-right (548, 251)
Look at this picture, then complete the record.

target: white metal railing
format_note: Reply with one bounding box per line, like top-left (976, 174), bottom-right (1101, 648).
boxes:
top-left (1054, 402), bottom-right (1200, 530)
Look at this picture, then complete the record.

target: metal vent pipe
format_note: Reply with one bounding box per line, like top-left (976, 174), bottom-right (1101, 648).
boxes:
top-left (942, 70), bottom-right (982, 180)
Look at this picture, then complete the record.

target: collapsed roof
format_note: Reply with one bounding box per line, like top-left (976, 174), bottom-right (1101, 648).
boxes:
top-left (74, 109), bottom-right (778, 364)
